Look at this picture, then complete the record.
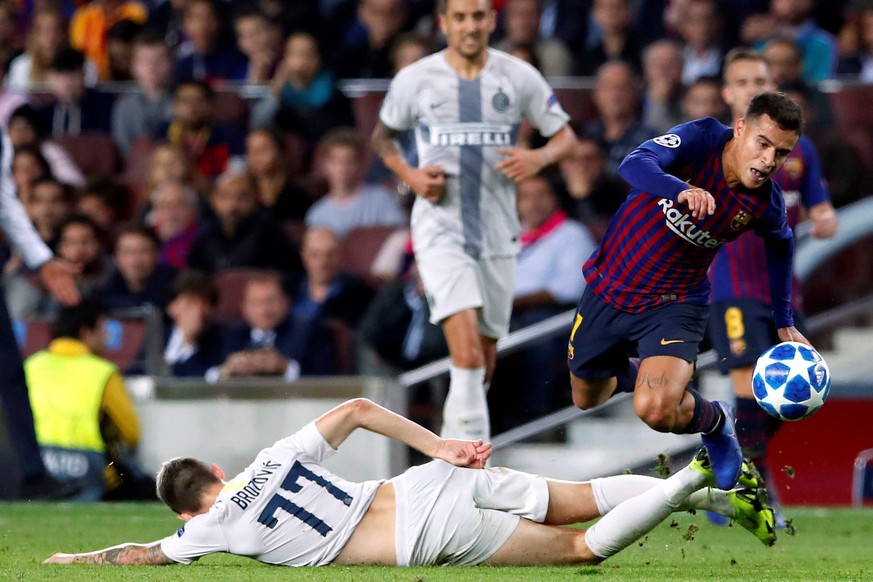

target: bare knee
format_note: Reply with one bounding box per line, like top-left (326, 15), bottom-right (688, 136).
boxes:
top-left (570, 375), bottom-right (614, 410)
top-left (634, 396), bottom-right (681, 432)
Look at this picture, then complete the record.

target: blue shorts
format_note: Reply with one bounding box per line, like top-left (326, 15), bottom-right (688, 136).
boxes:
top-left (708, 299), bottom-right (806, 374)
top-left (567, 287), bottom-right (708, 379)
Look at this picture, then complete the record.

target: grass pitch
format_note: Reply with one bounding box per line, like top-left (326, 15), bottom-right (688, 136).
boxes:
top-left (2, 503), bottom-right (872, 581)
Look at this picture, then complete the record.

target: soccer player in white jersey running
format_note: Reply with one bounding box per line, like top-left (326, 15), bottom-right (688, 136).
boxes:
top-left (372, 0), bottom-right (577, 442)
top-left (44, 398), bottom-right (776, 568)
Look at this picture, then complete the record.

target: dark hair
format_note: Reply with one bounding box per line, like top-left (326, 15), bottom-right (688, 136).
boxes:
top-left (50, 47), bottom-right (86, 72)
top-left (248, 126), bottom-right (286, 156)
top-left (170, 269), bottom-right (219, 306)
top-left (53, 298), bottom-right (104, 340)
top-left (437, 0), bottom-right (493, 13)
top-left (132, 28), bottom-right (170, 51)
top-left (745, 91), bottom-right (803, 134)
top-left (156, 457), bottom-right (221, 514)
top-left (114, 223), bottom-right (161, 251)
top-left (316, 127), bottom-right (365, 159)
top-left (58, 212), bottom-right (101, 240)
top-left (12, 145), bottom-right (53, 181)
top-left (173, 79), bottom-right (216, 101)
top-left (107, 18), bottom-right (143, 42)
top-left (9, 104), bottom-right (48, 141)
top-left (30, 176), bottom-right (71, 202)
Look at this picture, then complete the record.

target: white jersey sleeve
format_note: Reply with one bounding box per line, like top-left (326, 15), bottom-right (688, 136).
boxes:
top-left (160, 511), bottom-right (229, 565)
top-left (380, 67), bottom-right (418, 131)
top-left (516, 61), bottom-right (570, 138)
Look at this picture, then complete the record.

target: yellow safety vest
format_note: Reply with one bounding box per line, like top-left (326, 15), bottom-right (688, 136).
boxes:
top-left (26, 345), bottom-right (117, 453)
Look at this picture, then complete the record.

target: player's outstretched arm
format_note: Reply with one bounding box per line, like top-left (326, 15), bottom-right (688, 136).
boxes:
top-left (44, 541), bottom-right (175, 565)
top-left (371, 120), bottom-right (446, 202)
top-left (777, 326), bottom-right (812, 347)
top-left (315, 398), bottom-right (491, 468)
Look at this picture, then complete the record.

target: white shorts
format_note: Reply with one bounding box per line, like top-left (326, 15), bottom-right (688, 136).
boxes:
top-left (414, 247), bottom-right (516, 339)
top-left (391, 460), bottom-right (549, 566)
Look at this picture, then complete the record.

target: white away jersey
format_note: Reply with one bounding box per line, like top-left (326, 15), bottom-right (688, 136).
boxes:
top-left (379, 49), bottom-right (569, 258)
top-left (160, 422), bottom-right (382, 567)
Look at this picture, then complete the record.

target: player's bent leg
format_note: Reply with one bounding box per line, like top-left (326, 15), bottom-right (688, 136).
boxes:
top-left (484, 518), bottom-right (600, 566)
top-left (632, 356), bottom-right (696, 431)
top-left (569, 373), bottom-right (617, 410)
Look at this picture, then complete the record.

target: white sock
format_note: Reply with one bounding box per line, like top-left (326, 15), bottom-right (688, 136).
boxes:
top-left (584, 466), bottom-right (708, 559)
top-left (441, 365), bottom-right (489, 442)
top-left (590, 475), bottom-right (664, 515)
top-left (680, 488), bottom-right (733, 517)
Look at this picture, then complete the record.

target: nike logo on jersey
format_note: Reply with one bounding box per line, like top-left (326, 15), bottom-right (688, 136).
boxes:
top-left (430, 101), bottom-right (447, 110)
top-left (660, 338), bottom-right (685, 345)
top-left (657, 199), bottom-right (723, 250)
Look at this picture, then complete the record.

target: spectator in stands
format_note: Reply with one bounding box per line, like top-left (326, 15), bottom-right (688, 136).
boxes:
top-left (740, 0), bottom-right (837, 82)
top-left (11, 145), bottom-right (52, 202)
top-left (681, 75), bottom-right (728, 122)
top-left (293, 227), bottom-right (375, 331)
top-left (6, 9), bottom-right (99, 93)
top-left (99, 225), bottom-right (177, 311)
top-left (762, 35), bottom-right (834, 131)
top-left (148, 180), bottom-right (200, 270)
top-left (186, 168), bottom-right (300, 274)
top-left (390, 32), bottom-right (432, 73)
top-left (24, 299), bottom-right (144, 501)
top-left (22, 177), bottom-right (72, 250)
top-left (533, 0), bottom-right (591, 61)
top-left (209, 272), bottom-right (338, 381)
top-left (245, 127), bottom-right (312, 222)
top-left (233, 6), bottom-right (282, 86)
top-left (676, 0), bottom-right (724, 85)
top-left (494, 0), bottom-right (573, 77)
top-left (145, 0), bottom-right (188, 50)
top-left (332, 0), bottom-right (408, 79)
top-left (358, 262), bottom-right (448, 371)
top-left (75, 177), bottom-right (127, 233)
top-left (836, 2), bottom-right (873, 78)
top-left (144, 142), bottom-right (206, 200)
top-left (105, 18), bottom-right (143, 81)
top-left (305, 128), bottom-right (406, 239)
top-left (173, 0), bottom-right (246, 82)
top-left (163, 269), bottom-right (225, 377)
top-left (7, 104), bottom-right (85, 189)
top-left (7, 214), bottom-right (111, 320)
top-left (250, 32), bottom-right (356, 158)
top-left (558, 135), bottom-right (629, 241)
top-left (501, 175), bottom-right (595, 424)
top-left (69, 0), bottom-right (147, 81)
top-left (0, 1), bottom-right (17, 74)
top-left (111, 31), bottom-right (173, 159)
top-left (583, 60), bottom-right (657, 176)
top-left (153, 79), bottom-right (245, 180)
top-left (577, 0), bottom-right (642, 75)
top-left (37, 47), bottom-right (115, 138)
top-left (641, 39), bottom-right (686, 133)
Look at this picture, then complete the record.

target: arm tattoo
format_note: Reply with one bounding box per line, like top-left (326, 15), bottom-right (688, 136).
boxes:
top-left (73, 542), bottom-right (175, 565)
top-left (371, 122), bottom-right (401, 160)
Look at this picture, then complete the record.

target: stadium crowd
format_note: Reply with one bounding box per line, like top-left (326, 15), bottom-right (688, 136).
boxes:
top-left (1, 0), bottom-right (872, 498)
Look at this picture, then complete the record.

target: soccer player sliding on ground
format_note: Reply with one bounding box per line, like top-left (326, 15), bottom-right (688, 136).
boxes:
top-left (44, 398), bottom-right (775, 568)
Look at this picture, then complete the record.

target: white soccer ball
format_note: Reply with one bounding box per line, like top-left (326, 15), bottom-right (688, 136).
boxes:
top-left (752, 341), bottom-right (831, 421)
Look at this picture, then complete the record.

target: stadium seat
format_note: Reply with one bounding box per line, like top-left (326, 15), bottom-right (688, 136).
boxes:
top-left (122, 136), bottom-right (156, 209)
top-left (554, 87), bottom-right (596, 127)
top-left (54, 133), bottom-right (119, 177)
top-left (321, 317), bottom-right (356, 375)
top-left (828, 84), bottom-right (873, 129)
top-left (351, 90), bottom-right (383, 136)
top-left (341, 225), bottom-right (402, 283)
top-left (15, 319), bottom-right (53, 359)
top-left (102, 318), bottom-right (146, 373)
top-left (213, 268), bottom-right (282, 322)
top-left (852, 448), bottom-right (873, 507)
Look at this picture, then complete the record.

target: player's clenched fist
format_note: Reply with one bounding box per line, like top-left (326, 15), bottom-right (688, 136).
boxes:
top-left (677, 188), bottom-right (716, 220)
top-left (405, 165), bottom-right (447, 203)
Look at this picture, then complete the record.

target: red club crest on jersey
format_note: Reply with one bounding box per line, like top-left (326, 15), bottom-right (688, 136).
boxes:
top-left (730, 209), bottom-right (752, 230)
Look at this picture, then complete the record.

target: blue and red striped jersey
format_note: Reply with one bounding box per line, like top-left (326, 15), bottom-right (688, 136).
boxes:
top-left (710, 136), bottom-right (830, 311)
top-left (583, 117), bottom-right (796, 327)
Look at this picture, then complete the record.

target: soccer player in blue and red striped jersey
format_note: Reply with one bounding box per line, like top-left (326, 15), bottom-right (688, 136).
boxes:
top-left (567, 91), bottom-right (813, 491)
top-left (708, 49), bottom-right (838, 513)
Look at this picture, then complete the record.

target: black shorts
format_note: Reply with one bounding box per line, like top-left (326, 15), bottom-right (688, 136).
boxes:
top-left (708, 298), bottom-right (806, 374)
top-left (567, 287), bottom-right (708, 379)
